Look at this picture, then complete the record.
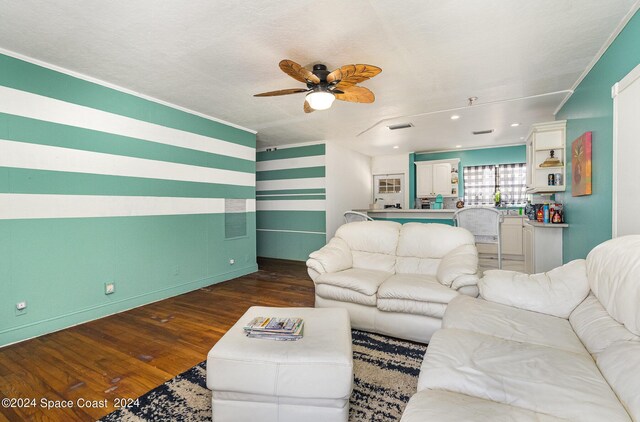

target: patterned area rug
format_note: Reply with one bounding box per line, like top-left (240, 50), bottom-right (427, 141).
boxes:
top-left (100, 330), bottom-right (428, 422)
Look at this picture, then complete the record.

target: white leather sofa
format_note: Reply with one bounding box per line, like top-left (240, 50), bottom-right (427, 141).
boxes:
top-left (401, 235), bottom-right (640, 422)
top-left (306, 221), bottom-right (480, 343)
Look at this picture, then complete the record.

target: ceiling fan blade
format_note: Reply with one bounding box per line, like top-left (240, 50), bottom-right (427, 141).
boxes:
top-left (327, 64), bottom-right (382, 87)
top-left (279, 59), bottom-right (321, 85)
top-left (254, 88), bottom-right (308, 97)
top-left (303, 100), bottom-right (314, 113)
top-left (334, 86), bottom-right (375, 103)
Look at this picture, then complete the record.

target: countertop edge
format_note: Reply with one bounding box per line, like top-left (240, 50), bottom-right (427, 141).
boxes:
top-left (525, 220), bottom-right (569, 228)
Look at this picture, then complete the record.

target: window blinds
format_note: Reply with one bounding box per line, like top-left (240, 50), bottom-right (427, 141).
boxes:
top-left (463, 163), bottom-right (526, 206)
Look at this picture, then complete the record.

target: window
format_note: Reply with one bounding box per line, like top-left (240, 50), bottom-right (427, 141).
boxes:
top-left (463, 163), bottom-right (527, 206)
top-left (463, 166), bottom-right (497, 206)
top-left (373, 174), bottom-right (405, 208)
top-left (377, 177), bottom-right (402, 194)
top-left (497, 163), bottom-right (527, 205)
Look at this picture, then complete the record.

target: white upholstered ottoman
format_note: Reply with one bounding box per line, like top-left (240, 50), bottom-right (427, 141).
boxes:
top-left (206, 306), bottom-right (353, 422)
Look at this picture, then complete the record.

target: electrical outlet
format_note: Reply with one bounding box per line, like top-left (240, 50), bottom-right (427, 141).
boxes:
top-left (229, 258), bottom-right (235, 265)
top-left (105, 282), bottom-right (115, 295)
top-left (15, 301), bottom-right (27, 316)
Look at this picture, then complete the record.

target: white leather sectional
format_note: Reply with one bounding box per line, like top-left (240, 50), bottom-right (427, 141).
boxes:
top-left (306, 221), bottom-right (481, 343)
top-left (401, 235), bottom-right (640, 421)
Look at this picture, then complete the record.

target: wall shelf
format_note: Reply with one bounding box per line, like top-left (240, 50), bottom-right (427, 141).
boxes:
top-left (526, 120), bottom-right (567, 193)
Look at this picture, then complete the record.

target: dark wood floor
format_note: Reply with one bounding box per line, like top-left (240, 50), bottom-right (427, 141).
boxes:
top-left (0, 258), bottom-right (314, 422)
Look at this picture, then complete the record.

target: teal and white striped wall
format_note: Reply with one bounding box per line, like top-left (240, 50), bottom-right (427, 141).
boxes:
top-left (0, 52), bottom-right (257, 347)
top-left (256, 143), bottom-right (326, 261)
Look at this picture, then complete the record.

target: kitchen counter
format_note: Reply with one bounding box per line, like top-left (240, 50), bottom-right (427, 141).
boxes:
top-left (525, 220), bottom-right (569, 228)
top-left (356, 208), bottom-right (456, 223)
top-left (361, 209), bottom-right (456, 213)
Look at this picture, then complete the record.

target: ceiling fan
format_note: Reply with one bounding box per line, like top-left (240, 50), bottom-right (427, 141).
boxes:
top-left (254, 59), bottom-right (382, 113)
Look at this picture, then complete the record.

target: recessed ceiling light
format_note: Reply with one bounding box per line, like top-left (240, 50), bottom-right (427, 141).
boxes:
top-left (455, 145), bottom-right (462, 148)
top-left (520, 136), bottom-right (525, 140)
top-left (450, 115), bottom-right (460, 120)
top-left (393, 145), bottom-right (399, 149)
top-left (511, 122), bottom-right (520, 127)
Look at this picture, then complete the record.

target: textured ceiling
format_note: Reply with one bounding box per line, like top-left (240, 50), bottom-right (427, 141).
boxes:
top-left (0, 0), bottom-right (636, 155)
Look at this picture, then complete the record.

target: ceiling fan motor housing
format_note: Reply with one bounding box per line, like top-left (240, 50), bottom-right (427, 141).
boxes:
top-left (310, 64), bottom-right (330, 86)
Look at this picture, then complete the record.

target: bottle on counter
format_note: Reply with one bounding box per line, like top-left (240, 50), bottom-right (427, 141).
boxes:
top-left (536, 206), bottom-right (544, 222)
top-left (525, 200), bottom-right (534, 220)
top-left (543, 204), bottom-right (550, 224)
top-left (552, 209), bottom-right (563, 223)
top-left (552, 203), bottom-right (564, 223)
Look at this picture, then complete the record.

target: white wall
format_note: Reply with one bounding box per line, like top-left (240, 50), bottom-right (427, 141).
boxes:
top-left (325, 142), bottom-right (372, 240)
top-left (613, 63), bottom-right (640, 237)
top-left (371, 153), bottom-right (410, 209)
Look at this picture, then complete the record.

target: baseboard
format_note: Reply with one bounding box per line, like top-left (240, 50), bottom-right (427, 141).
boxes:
top-left (0, 264), bottom-right (258, 348)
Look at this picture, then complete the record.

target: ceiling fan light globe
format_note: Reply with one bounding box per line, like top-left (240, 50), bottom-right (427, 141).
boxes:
top-left (306, 91), bottom-right (335, 110)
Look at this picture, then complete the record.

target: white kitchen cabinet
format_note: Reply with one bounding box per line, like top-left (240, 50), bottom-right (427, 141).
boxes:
top-left (523, 220), bottom-right (567, 273)
top-left (415, 159), bottom-right (458, 197)
top-left (501, 217), bottom-right (524, 255)
top-left (416, 163), bottom-right (435, 197)
top-left (433, 163), bottom-right (452, 195)
top-left (525, 120), bottom-right (567, 193)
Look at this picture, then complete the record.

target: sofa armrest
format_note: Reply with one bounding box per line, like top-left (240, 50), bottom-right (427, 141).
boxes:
top-left (479, 259), bottom-right (589, 318)
top-left (436, 244), bottom-right (480, 288)
top-left (305, 237), bottom-right (353, 282)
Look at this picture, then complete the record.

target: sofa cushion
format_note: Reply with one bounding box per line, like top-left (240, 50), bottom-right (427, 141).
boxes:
top-left (569, 293), bottom-right (640, 357)
top-left (479, 259), bottom-right (589, 318)
top-left (396, 223), bottom-right (475, 259)
top-left (315, 284), bottom-right (376, 306)
top-left (335, 220), bottom-right (400, 255)
top-left (352, 250), bottom-right (396, 273)
top-left (378, 274), bottom-right (459, 304)
top-left (586, 235), bottom-right (640, 336)
top-left (401, 390), bottom-right (566, 422)
top-left (444, 295), bottom-right (588, 356)
top-left (377, 298), bottom-right (448, 319)
top-left (376, 274), bottom-right (458, 318)
top-left (596, 341), bottom-right (640, 421)
top-left (316, 268), bottom-right (391, 296)
top-left (418, 329), bottom-right (631, 422)
top-left (395, 256), bottom-right (440, 276)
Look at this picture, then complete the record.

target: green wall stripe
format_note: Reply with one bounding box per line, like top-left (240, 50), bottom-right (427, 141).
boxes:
top-left (257, 230), bottom-right (326, 261)
top-left (414, 145), bottom-right (526, 165)
top-left (0, 213), bottom-right (257, 346)
top-left (256, 188), bottom-right (325, 195)
top-left (0, 54), bottom-right (255, 147)
top-left (0, 167), bottom-right (255, 199)
top-left (0, 113), bottom-right (255, 174)
top-left (371, 217), bottom-right (454, 225)
top-left (256, 166), bottom-right (325, 181)
top-left (257, 210), bottom-right (326, 232)
top-left (257, 144), bottom-right (325, 161)
top-left (256, 195), bottom-right (325, 201)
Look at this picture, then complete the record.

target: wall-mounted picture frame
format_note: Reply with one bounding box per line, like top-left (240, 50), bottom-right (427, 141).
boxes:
top-left (572, 131), bottom-right (592, 196)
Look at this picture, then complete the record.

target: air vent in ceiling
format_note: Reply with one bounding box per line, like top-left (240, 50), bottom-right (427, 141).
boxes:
top-left (472, 129), bottom-right (494, 135)
top-left (387, 123), bottom-right (414, 131)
